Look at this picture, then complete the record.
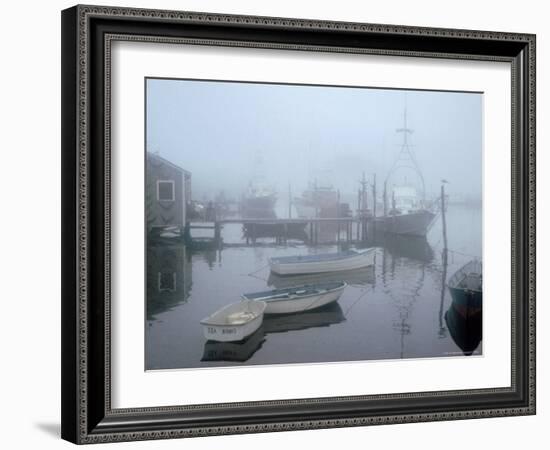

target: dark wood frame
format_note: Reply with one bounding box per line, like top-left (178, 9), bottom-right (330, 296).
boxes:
top-left (61, 4), bottom-right (536, 444)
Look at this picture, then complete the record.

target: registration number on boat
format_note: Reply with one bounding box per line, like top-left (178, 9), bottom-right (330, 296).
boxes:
top-left (207, 327), bottom-right (237, 335)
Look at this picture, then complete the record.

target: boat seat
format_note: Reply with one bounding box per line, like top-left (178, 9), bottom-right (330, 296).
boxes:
top-left (226, 311), bottom-right (255, 325)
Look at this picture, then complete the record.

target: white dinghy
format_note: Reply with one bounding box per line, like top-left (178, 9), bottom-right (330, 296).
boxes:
top-left (200, 300), bottom-right (266, 342)
top-left (269, 248), bottom-right (375, 276)
top-left (242, 282), bottom-right (346, 314)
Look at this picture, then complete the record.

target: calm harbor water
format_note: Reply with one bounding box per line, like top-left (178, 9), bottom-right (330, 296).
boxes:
top-left (145, 205), bottom-right (482, 370)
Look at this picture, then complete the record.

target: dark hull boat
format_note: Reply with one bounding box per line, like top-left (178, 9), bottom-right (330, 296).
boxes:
top-left (374, 210), bottom-right (436, 237)
top-left (447, 260), bottom-right (482, 308)
top-left (445, 302), bottom-right (482, 356)
top-left (445, 260), bottom-right (482, 356)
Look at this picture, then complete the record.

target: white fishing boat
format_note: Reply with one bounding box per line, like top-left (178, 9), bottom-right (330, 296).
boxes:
top-left (242, 282), bottom-right (346, 314)
top-left (269, 248), bottom-right (375, 276)
top-left (200, 300), bottom-right (266, 342)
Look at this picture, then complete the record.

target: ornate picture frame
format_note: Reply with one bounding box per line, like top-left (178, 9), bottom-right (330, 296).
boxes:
top-left (61, 4), bottom-right (535, 444)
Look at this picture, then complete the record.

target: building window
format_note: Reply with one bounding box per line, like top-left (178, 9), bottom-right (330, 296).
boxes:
top-left (157, 180), bottom-right (175, 201)
top-left (158, 272), bottom-right (176, 292)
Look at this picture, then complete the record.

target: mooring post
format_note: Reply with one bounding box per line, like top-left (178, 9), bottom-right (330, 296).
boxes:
top-left (383, 181), bottom-right (388, 216)
top-left (288, 182), bottom-right (292, 219)
top-left (441, 182), bottom-right (448, 254)
top-left (284, 222), bottom-right (288, 244)
top-left (337, 189), bottom-right (341, 242)
top-left (214, 221), bottom-right (221, 243)
top-left (372, 174), bottom-right (377, 235)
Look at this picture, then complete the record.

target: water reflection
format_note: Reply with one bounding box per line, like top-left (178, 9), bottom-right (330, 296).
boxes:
top-left (201, 303), bottom-right (345, 362)
top-left (146, 245), bottom-right (192, 320)
top-left (263, 302), bottom-right (345, 334)
top-left (202, 326), bottom-right (266, 362)
top-left (369, 233), bottom-right (434, 263)
top-left (146, 206), bottom-right (483, 369)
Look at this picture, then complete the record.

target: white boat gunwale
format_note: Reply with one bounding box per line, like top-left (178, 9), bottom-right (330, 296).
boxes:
top-left (269, 248), bottom-right (375, 276)
top-left (447, 260), bottom-right (482, 293)
top-left (242, 282), bottom-right (346, 304)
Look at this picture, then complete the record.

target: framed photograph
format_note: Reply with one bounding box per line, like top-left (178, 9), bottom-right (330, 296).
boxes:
top-left (61, 4), bottom-right (536, 444)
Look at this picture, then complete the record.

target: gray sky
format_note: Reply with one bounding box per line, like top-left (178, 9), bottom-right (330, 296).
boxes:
top-left (146, 78), bottom-right (482, 203)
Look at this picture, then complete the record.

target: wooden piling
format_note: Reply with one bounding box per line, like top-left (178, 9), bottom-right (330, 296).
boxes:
top-left (440, 183), bottom-right (448, 252)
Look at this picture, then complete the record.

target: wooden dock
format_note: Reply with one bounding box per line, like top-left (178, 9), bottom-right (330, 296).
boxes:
top-left (183, 216), bottom-right (374, 246)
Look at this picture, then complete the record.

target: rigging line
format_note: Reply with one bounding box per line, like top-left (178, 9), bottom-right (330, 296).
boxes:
top-left (446, 248), bottom-right (480, 260)
top-left (247, 272), bottom-right (268, 282)
top-left (344, 287), bottom-right (372, 316)
top-left (429, 241), bottom-right (480, 262)
top-left (247, 262), bottom-right (270, 277)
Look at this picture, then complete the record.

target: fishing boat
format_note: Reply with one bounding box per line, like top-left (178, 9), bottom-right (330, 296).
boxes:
top-left (200, 300), bottom-right (266, 342)
top-left (376, 108), bottom-right (436, 237)
top-left (241, 181), bottom-right (277, 219)
top-left (269, 248), bottom-right (375, 276)
top-left (242, 282), bottom-right (346, 314)
top-left (447, 260), bottom-right (482, 308)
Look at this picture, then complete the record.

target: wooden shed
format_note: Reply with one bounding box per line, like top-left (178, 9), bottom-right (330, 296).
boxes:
top-left (146, 152), bottom-right (191, 233)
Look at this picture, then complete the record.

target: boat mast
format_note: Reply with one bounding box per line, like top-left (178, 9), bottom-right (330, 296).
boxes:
top-left (384, 105), bottom-right (427, 203)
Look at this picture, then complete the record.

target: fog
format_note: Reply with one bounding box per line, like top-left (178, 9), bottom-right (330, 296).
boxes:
top-left (146, 78), bottom-right (482, 205)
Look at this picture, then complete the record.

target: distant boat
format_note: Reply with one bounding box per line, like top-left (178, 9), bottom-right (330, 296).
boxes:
top-left (269, 248), bottom-right (375, 276)
top-left (294, 184), bottom-right (338, 219)
top-left (241, 150), bottom-right (277, 219)
top-left (242, 282), bottom-right (346, 314)
top-left (447, 260), bottom-right (482, 308)
top-left (200, 300), bottom-right (266, 342)
top-left (376, 108), bottom-right (436, 237)
top-left (241, 181), bottom-right (277, 219)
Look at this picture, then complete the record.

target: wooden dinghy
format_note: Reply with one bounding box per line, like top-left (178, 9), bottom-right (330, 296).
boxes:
top-left (242, 281), bottom-right (346, 314)
top-left (269, 248), bottom-right (375, 276)
top-left (200, 300), bottom-right (266, 342)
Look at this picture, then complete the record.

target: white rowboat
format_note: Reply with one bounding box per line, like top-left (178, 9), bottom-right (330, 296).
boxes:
top-left (200, 300), bottom-right (266, 342)
top-left (242, 282), bottom-right (346, 314)
top-left (269, 248), bottom-right (375, 276)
